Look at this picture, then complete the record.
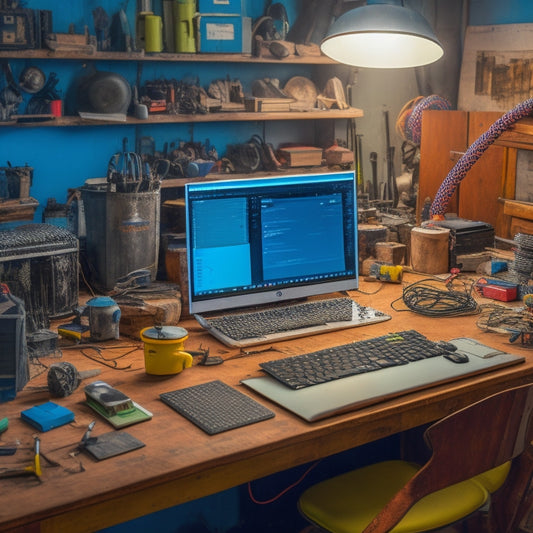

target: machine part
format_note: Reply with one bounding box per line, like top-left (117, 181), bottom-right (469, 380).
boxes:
top-left (46, 362), bottom-right (101, 398)
top-left (78, 69), bottom-right (131, 115)
top-left (19, 66), bottom-right (46, 93)
top-left (267, 3), bottom-right (289, 40)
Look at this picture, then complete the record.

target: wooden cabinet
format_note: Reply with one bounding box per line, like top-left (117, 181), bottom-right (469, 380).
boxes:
top-left (418, 110), bottom-right (507, 236)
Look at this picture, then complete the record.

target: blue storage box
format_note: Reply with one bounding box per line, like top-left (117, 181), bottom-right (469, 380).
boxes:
top-left (198, 0), bottom-right (243, 15)
top-left (197, 14), bottom-right (251, 53)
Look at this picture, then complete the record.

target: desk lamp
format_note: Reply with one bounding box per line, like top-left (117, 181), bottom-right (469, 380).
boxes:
top-left (320, 0), bottom-right (443, 68)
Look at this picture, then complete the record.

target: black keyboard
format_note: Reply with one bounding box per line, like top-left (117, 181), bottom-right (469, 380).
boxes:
top-left (195, 297), bottom-right (388, 341)
top-left (259, 330), bottom-right (452, 389)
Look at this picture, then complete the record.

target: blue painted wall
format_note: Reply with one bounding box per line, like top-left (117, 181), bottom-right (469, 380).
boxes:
top-left (469, 0), bottom-right (533, 25)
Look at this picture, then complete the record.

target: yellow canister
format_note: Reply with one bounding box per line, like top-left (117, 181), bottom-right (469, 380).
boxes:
top-left (140, 326), bottom-right (193, 375)
top-left (144, 15), bottom-right (163, 53)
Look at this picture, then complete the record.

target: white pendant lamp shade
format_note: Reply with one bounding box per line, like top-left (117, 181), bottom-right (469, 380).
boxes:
top-left (320, 1), bottom-right (444, 69)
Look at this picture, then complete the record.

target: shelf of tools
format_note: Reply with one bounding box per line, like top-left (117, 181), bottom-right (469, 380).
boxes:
top-left (0, 0), bottom-right (361, 240)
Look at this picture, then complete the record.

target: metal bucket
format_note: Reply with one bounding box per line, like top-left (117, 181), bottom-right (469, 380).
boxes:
top-left (81, 188), bottom-right (160, 290)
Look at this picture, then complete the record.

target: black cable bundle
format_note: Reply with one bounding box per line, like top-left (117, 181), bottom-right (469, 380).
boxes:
top-left (392, 278), bottom-right (479, 317)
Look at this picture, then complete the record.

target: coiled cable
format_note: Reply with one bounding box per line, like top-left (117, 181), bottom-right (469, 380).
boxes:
top-left (391, 278), bottom-right (479, 317)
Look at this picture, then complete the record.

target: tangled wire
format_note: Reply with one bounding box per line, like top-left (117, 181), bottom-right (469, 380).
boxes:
top-left (391, 278), bottom-right (479, 317)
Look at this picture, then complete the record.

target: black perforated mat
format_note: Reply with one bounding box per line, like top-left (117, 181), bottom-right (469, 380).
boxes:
top-left (160, 380), bottom-right (275, 435)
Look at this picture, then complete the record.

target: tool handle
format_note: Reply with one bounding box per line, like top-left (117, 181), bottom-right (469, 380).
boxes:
top-left (78, 369), bottom-right (102, 381)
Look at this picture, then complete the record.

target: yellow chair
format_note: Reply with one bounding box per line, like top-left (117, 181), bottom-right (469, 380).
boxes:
top-left (298, 383), bottom-right (533, 533)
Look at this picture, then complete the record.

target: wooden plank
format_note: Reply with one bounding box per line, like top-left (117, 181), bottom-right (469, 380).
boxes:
top-left (0, 108), bottom-right (364, 128)
top-left (0, 49), bottom-right (340, 64)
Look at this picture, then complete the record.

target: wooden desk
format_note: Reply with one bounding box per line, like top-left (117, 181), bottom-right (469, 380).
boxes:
top-left (1, 273), bottom-right (532, 532)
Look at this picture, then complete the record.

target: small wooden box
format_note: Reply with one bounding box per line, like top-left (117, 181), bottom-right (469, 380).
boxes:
top-left (278, 146), bottom-right (323, 167)
top-left (244, 97), bottom-right (293, 112)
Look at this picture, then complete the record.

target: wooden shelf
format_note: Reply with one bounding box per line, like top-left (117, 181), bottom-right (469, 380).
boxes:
top-left (0, 49), bottom-right (338, 64)
top-left (160, 165), bottom-right (335, 188)
top-left (1, 108), bottom-right (363, 128)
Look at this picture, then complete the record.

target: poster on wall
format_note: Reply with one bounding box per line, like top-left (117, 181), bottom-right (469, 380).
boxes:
top-left (458, 23), bottom-right (533, 112)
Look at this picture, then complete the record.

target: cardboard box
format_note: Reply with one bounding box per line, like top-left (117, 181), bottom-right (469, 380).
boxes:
top-left (197, 14), bottom-right (251, 53)
top-left (198, 0), bottom-right (244, 14)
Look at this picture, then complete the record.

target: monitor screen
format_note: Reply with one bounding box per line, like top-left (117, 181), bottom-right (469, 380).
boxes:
top-left (185, 170), bottom-right (358, 314)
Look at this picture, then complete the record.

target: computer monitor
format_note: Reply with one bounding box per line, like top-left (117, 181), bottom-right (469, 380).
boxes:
top-left (185, 170), bottom-right (358, 314)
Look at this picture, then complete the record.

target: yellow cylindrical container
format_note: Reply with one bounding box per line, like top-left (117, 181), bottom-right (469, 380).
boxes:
top-left (410, 226), bottom-right (450, 274)
top-left (145, 15), bottom-right (163, 52)
top-left (141, 326), bottom-right (193, 375)
top-left (173, 0), bottom-right (196, 53)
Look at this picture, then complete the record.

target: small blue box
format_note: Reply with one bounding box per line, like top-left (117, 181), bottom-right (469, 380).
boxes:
top-left (198, 0), bottom-right (243, 15)
top-left (21, 401), bottom-right (75, 432)
top-left (198, 14), bottom-right (250, 53)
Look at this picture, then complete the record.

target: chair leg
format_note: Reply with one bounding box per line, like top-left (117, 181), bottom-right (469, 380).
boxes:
top-left (491, 445), bottom-right (533, 533)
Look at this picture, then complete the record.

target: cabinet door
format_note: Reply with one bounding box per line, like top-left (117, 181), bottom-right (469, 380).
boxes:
top-left (458, 111), bottom-right (504, 228)
top-left (418, 110), bottom-right (468, 222)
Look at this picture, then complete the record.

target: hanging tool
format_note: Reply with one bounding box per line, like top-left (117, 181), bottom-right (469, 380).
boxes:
top-left (346, 77), bottom-right (362, 193)
top-left (356, 134), bottom-right (364, 192)
top-left (384, 109), bottom-right (398, 206)
top-left (369, 151), bottom-right (378, 200)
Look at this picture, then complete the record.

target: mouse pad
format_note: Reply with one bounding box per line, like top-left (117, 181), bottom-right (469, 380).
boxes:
top-left (160, 380), bottom-right (275, 435)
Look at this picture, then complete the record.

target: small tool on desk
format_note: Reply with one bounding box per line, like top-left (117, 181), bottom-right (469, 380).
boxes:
top-left (78, 420), bottom-right (145, 460)
top-left (366, 263), bottom-right (403, 283)
top-left (28, 362), bottom-right (101, 397)
top-left (0, 436), bottom-right (41, 479)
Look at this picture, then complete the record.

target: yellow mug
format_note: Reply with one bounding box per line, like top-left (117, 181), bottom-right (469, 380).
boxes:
top-left (140, 326), bottom-right (193, 375)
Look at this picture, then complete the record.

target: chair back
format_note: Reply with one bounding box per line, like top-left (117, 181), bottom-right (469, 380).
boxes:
top-left (363, 383), bottom-right (533, 533)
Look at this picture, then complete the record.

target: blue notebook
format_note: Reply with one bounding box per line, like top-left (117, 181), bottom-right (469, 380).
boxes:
top-left (21, 401), bottom-right (75, 431)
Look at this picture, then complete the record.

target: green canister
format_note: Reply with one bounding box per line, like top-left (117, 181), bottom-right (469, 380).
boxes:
top-left (173, 0), bottom-right (196, 52)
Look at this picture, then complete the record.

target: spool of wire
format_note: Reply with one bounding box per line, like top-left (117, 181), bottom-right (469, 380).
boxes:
top-left (511, 233), bottom-right (533, 282)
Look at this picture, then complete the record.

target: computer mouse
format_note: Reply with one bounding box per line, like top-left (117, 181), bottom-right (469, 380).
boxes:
top-left (444, 351), bottom-right (469, 364)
